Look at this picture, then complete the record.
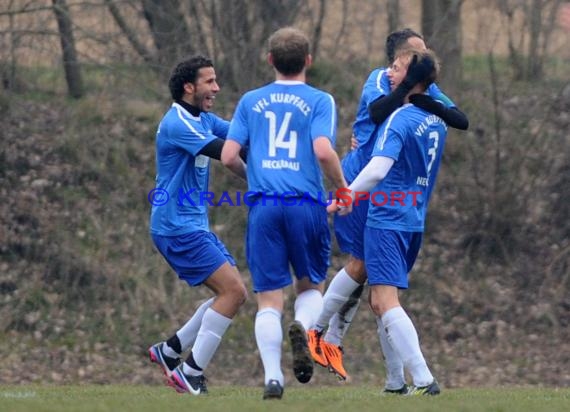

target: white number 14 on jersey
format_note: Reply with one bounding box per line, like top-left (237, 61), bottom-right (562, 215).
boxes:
top-left (265, 111), bottom-right (298, 158)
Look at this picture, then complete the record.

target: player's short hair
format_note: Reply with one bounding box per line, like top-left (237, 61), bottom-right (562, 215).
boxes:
top-left (268, 27), bottom-right (310, 76)
top-left (168, 55), bottom-right (214, 100)
top-left (385, 28), bottom-right (424, 64)
top-left (394, 48), bottom-right (440, 91)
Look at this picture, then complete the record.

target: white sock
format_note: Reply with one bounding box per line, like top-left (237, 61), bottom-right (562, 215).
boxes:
top-left (172, 297), bottom-right (215, 353)
top-left (255, 308), bottom-right (284, 386)
top-left (376, 317), bottom-right (406, 390)
top-left (317, 268), bottom-right (360, 329)
top-left (294, 289), bottom-right (323, 330)
top-left (184, 308), bottom-right (232, 376)
top-left (161, 341), bottom-right (180, 359)
top-left (381, 307), bottom-right (433, 387)
top-left (324, 284), bottom-right (362, 345)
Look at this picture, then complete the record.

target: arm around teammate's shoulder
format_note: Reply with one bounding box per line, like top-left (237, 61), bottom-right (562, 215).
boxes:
top-left (408, 94), bottom-right (469, 130)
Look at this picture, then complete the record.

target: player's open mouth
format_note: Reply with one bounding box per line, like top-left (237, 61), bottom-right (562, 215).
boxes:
top-left (203, 95), bottom-right (216, 109)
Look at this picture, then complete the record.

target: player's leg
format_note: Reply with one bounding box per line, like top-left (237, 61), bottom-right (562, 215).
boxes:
top-left (160, 232), bottom-right (247, 395)
top-left (286, 202), bottom-right (330, 384)
top-left (322, 200), bottom-right (369, 336)
top-left (319, 257), bottom-right (366, 336)
top-left (328, 282), bottom-right (364, 344)
top-left (366, 228), bottom-right (439, 396)
top-left (148, 232), bottom-right (220, 380)
top-left (256, 289), bottom-right (286, 399)
top-left (149, 296), bottom-right (214, 377)
top-left (173, 261), bottom-right (246, 394)
top-left (376, 315), bottom-right (407, 394)
top-left (248, 201), bottom-right (290, 399)
top-left (313, 257), bottom-right (364, 380)
top-left (169, 297), bottom-right (215, 353)
top-left (288, 277), bottom-right (321, 384)
top-left (308, 200), bottom-right (368, 379)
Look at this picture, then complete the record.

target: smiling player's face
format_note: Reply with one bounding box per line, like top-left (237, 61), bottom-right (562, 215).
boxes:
top-left (387, 36), bottom-right (426, 91)
top-left (186, 67), bottom-right (220, 112)
top-left (387, 55), bottom-right (413, 91)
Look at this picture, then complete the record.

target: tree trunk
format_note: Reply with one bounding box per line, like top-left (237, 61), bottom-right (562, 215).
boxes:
top-left (387, 0), bottom-right (400, 35)
top-left (52, 0), bottom-right (84, 99)
top-left (527, 0), bottom-right (543, 79)
top-left (141, 0), bottom-right (194, 76)
top-left (421, 0), bottom-right (463, 94)
top-left (210, 0), bottom-right (301, 92)
top-left (311, 0), bottom-right (327, 60)
top-left (526, 0), bottom-right (563, 80)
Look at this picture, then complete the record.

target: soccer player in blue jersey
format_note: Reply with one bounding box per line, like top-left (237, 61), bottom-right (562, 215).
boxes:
top-left (308, 28), bottom-right (468, 387)
top-left (334, 48), bottom-right (446, 395)
top-left (147, 55), bottom-right (248, 395)
top-left (221, 27), bottom-right (347, 400)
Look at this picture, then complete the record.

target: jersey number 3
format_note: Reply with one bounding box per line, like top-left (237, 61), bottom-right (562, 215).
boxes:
top-left (427, 131), bottom-right (439, 175)
top-left (265, 111), bottom-right (298, 158)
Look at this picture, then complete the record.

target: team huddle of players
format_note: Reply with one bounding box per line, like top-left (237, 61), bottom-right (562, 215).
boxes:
top-left (147, 26), bottom-right (469, 399)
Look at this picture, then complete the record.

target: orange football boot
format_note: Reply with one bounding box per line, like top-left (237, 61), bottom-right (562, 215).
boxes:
top-left (322, 342), bottom-right (347, 380)
top-left (307, 329), bottom-right (329, 368)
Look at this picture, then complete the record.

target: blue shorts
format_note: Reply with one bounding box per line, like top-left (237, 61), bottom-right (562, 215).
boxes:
top-left (364, 227), bottom-right (423, 289)
top-left (333, 198), bottom-right (368, 260)
top-left (152, 231), bottom-right (235, 287)
top-left (246, 200), bottom-right (330, 293)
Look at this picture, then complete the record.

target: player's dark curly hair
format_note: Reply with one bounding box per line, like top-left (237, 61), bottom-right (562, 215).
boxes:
top-left (385, 28), bottom-right (424, 64)
top-left (168, 55), bottom-right (214, 100)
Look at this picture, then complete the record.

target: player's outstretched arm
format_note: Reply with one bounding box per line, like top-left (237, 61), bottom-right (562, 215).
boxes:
top-left (333, 156), bottom-right (394, 216)
top-left (313, 137), bottom-right (347, 189)
top-left (314, 137), bottom-right (350, 214)
top-left (409, 94), bottom-right (469, 130)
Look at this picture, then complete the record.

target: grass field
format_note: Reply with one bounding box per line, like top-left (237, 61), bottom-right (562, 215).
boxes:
top-left (1, 385), bottom-right (569, 412)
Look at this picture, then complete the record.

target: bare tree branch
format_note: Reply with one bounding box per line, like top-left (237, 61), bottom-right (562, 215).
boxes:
top-left (330, 0), bottom-right (348, 59)
top-left (104, 0), bottom-right (154, 65)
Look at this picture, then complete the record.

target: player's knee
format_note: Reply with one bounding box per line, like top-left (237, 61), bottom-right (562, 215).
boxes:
top-left (220, 278), bottom-right (247, 309)
top-left (369, 297), bottom-right (399, 317)
top-left (346, 259), bottom-right (366, 282)
top-left (369, 300), bottom-right (386, 317)
top-left (232, 283), bottom-right (248, 307)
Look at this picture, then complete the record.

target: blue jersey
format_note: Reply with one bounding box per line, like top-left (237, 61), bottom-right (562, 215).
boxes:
top-left (366, 104), bottom-right (448, 232)
top-left (342, 68), bottom-right (456, 183)
top-left (228, 80), bottom-right (336, 201)
top-left (150, 102), bottom-right (229, 236)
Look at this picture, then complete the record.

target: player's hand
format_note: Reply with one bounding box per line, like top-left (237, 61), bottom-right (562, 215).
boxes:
top-left (350, 134), bottom-right (358, 150)
top-left (409, 93), bottom-right (443, 114)
top-left (337, 202), bottom-right (353, 216)
top-left (327, 199), bottom-right (339, 214)
top-left (402, 54), bottom-right (434, 89)
top-left (327, 199), bottom-right (353, 215)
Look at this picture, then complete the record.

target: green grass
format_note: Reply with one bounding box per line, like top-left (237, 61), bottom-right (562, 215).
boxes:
top-left (1, 385), bottom-right (569, 412)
